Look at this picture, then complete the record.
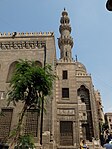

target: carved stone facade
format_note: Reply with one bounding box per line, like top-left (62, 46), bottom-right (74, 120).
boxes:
top-left (105, 113), bottom-right (112, 133)
top-left (95, 90), bottom-right (105, 126)
top-left (0, 9), bottom-right (103, 149)
top-left (0, 32), bottom-right (56, 148)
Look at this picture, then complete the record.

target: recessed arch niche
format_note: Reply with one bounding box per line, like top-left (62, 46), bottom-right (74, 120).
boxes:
top-left (77, 85), bottom-right (94, 141)
top-left (6, 61), bottom-right (18, 83)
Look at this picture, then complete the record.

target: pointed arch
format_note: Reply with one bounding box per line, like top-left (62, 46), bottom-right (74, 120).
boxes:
top-left (77, 85), bottom-right (94, 141)
top-left (6, 61), bottom-right (42, 83)
top-left (77, 85), bottom-right (89, 103)
top-left (6, 61), bottom-right (19, 83)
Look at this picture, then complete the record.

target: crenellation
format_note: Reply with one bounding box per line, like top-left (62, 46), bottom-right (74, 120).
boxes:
top-left (1, 32), bottom-right (7, 36)
top-left (39, 32), bottom-right (43, 35)
top-left (34, 32), bottom-right (38, 35)
top-left (44, 32), bottom-right (47, 35)
top-left (48, 32), bottom-right (51, 34)
top-left (29, 32), bottom-right (33, 35)
top-left (25, 32), bottom-right (28, 35)
top-left (0, 32), bottom-right (54, 38)
top-left (21, 32), bottom-right (24, 35)
top-left (8, 32), bottom-right (11, 36)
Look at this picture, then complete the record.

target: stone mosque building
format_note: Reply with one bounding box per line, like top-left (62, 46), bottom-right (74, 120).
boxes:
top-left (0, 9), bottom-right (104, 148)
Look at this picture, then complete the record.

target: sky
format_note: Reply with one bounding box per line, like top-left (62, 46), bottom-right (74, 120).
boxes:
top-left (0, 0), bottom-right (112, 113)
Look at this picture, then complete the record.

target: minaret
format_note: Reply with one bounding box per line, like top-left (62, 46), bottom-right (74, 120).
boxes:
top-left (58, 8), bottom-right (73, 61)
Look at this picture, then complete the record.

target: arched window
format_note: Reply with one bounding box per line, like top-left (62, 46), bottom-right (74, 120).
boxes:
top-left (6, 61), bottom-right (18, 83)
top-left (35, 61), bottom-right (42, 67)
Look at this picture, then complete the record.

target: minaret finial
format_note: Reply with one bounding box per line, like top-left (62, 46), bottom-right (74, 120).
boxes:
top-left (75, 55), bottom-right (78, 61)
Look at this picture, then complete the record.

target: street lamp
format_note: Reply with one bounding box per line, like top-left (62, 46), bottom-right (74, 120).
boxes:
top-left (106, 0), bottom-right (112, 11)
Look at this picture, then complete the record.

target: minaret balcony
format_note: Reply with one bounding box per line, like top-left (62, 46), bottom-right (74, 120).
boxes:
top-left (59, 24), bottom-right (71, 33)
top-left (60, 16), bottom-right (70, 24)
top-left (58, 37), bottom-right (73, 48)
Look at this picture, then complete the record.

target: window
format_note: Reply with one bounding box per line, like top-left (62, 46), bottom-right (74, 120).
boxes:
top-left (83, 113), bottom-right (86, 116)
top-left (82, 124), bottom-right (90, 140)
top-left (63, 70), bottom-right (68, 79)
top-left (62, 88), bottom-right (69, 98)
top-left (0, 108), bottom-right (13, 139)
top-left (109, 118), bottom-right (111, 122)
top-left (24, 109), bottom-right (39, 137)
top-left (60, 121), bottom-right (73, 146)
top-left (35, 61), bottom-right (42, 67)
top-left (0, 91), bottom-right (5, 100)
top-left (66, 52), bottom-right (67, 57)
top-left (81, 98), bottom-right (85, 102)
top-left (110, 124), bottom-right (112, 129)
top-left (99, 102), bottom-right (101, 105)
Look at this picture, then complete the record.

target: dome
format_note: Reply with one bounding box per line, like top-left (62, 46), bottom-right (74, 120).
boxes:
top-left (75, 61), bottom-right (87, 73)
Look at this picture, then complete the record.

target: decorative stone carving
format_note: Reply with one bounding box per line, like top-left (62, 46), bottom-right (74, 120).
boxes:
top-left (59, 24), bottom-right (71, 33)
top-left (58, 36), bottom-right (73, 49)
top-left (57, 108), bottom-right (76, 120)
top-left (59, 115), bottom-right (75, 121)
top-left (0, 40), bottom-right (45, 50)
top-left (18, 42), bottom-right (22, 49)
top-left (57, 108), bottom-right (75, 115)
top-left (25, 41), bottom-right (30, 49)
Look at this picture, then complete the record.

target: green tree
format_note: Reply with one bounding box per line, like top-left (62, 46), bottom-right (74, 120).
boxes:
top-left (7, 59), bottom-right (55, 148)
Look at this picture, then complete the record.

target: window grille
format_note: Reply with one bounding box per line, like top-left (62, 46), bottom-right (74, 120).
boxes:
top-left (24, 109), bottom-right (38, 137)
top-left (0, 108), bottom-right (13, 139)
top-left (60, 121), bottom-right (73, 146)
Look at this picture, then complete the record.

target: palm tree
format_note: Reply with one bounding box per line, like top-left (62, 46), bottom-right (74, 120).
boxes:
top-left (7, 59), bottom-right (55, 148)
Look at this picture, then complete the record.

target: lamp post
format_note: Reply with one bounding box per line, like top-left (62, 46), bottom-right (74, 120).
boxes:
top-left (106, 0), bottom-right (112, 11)
top-left (40, 42), bottom-right (46, 145)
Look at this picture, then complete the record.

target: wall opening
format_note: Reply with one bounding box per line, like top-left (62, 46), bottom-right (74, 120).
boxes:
top-left (60, 121), bottom-right (73, 146)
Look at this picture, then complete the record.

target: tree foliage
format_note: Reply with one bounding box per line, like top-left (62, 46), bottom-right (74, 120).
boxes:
top-left (8, 59), bottom-right (55, 107)
top-left (14, 135), bottom-right (35, 149)
top-left (7, 59), bottom-right (56, 148)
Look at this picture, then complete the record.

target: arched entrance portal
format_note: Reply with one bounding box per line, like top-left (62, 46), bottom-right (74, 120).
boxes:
top-left (77, 85), bottom-right (94, 141)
